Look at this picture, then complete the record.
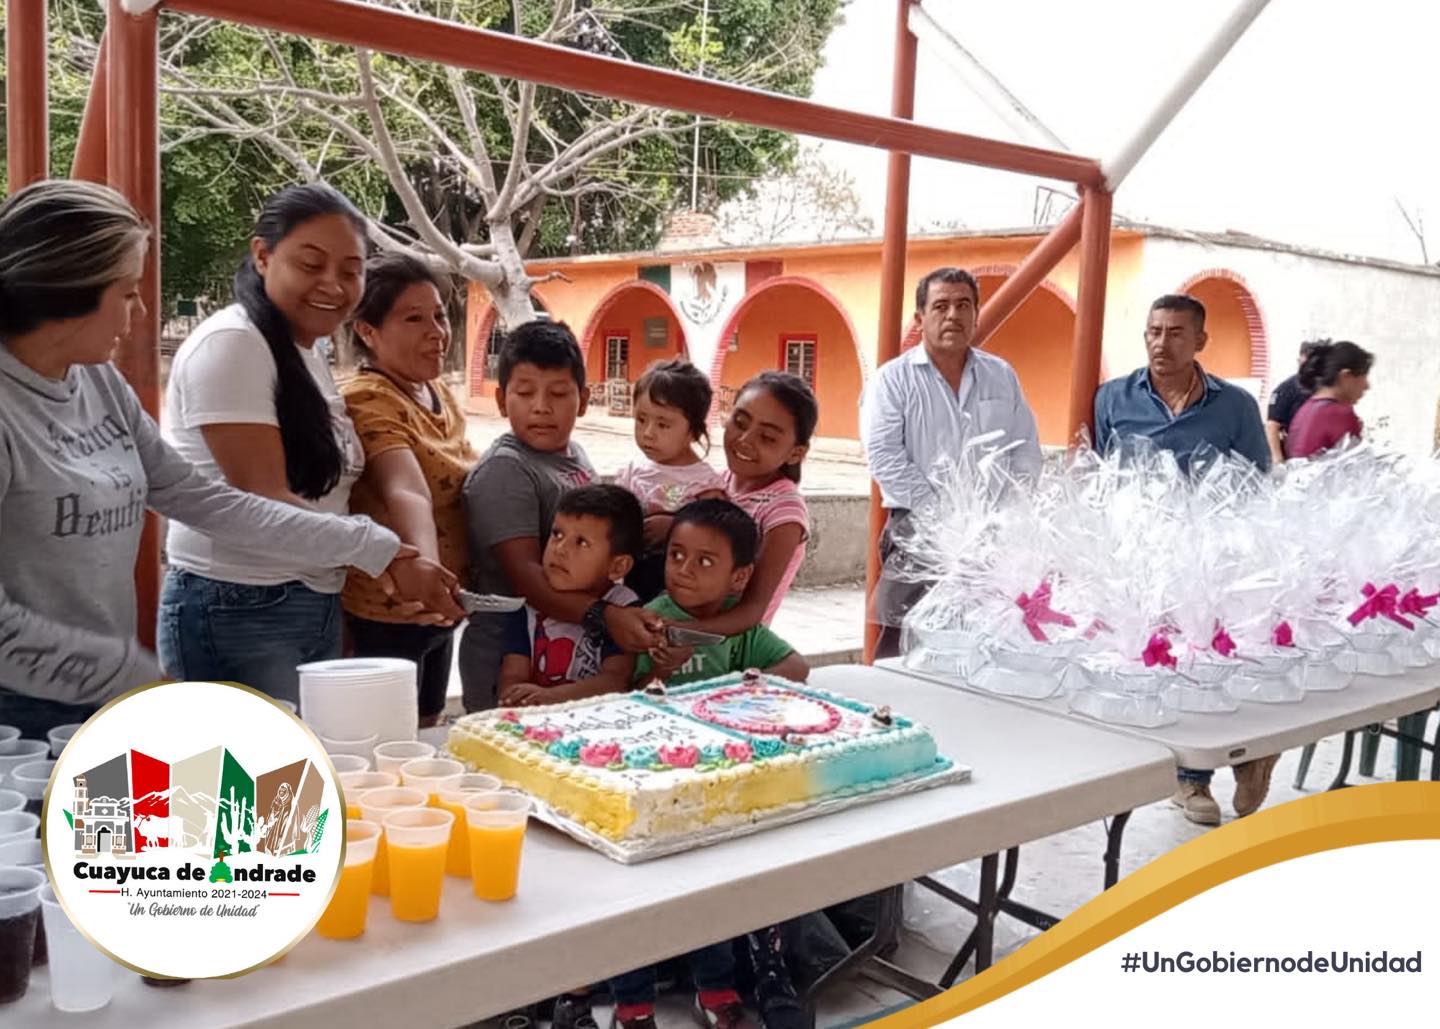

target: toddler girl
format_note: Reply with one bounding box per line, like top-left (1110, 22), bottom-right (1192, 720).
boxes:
top-left (615, 358), bottom-right (726, 600)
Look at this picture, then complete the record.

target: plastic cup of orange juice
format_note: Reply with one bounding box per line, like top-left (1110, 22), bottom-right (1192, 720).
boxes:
top-left (314, 820), bottom-right (381, 940)
top-left (436, 773), bottom-right (501, 877)
top-left (398, 758), bottom-right (464, 805)
top-left (338, 771), bottom-right (399, 820)
top-left (382, 808), bottom-right (454, 923)
top-left (356, 787), bottom-right (426, 897)
top-left (463, 792), bottom-right (531, 901)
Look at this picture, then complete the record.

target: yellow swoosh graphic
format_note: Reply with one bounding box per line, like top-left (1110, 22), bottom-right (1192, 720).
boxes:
top-left (872, 781), bottom-right (1440, 1028)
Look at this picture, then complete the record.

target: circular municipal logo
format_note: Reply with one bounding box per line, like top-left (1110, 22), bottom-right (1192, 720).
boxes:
top-left (41, 681), bottom-right (345, 979)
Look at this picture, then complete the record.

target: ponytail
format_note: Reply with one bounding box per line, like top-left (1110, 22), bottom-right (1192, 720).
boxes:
top-left (235, 183), bottom-right (367, 500)
top-left (233, 258), bottom-right (342, 499)
top-left (1298, 339), bottom-right (1373, 393)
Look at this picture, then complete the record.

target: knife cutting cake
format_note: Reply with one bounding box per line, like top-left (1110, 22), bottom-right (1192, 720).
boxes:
top-left (446, 670), bottom-right (951, 843)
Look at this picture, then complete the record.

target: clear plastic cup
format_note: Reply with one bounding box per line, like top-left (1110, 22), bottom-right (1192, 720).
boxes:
top-left (463, 792), bottom-right (531, 901)
top-left (321, 732), bottom-right (380, 763)
top-left (314, 820), bottom-right (381, 940)
top-left (328, 754), bottom-right (370, 776)
top-left (0, 812), bottom-right (41, 847)
top-left (372, 740), bottom-right (434, 775)
top-left (338, 771), bottom-right (399, 819)
top-left (8, 761), bottom-right (54, 821)
top-left (0, 839), bottom-right (46, 967)
top-left (356, 787), bottom-right (427, 897)
top-left (46, 724), bottom-right (81, 760)
top-left (0, 740), bottom-right (47, 790)
top-left (0, 728), bottom-right (19, 748)
top-left (0, 839), bottom-right (42, 868)
top-left (39, 885), bottom-right (116, 1011)
top-left (399, 758), bottom-right (465, 803)
top-left (382, 808), bottom-right (454, 923)
top-left (0, 791), bottom-right (22, 815)
top-left (437, 774), bottom-right (502, 877)
top-left (0, 866), bottom-right (45, 1003)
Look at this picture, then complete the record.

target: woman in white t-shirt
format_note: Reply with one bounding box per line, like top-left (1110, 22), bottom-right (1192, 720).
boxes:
top-left (158, 184), bottom-right (462, 703)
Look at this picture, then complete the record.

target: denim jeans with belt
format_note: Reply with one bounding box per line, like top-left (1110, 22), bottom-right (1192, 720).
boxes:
top-left (157, 568), bottom-right (342, 705)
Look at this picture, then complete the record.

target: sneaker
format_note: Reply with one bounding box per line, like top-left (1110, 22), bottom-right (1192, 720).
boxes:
top-left (610, 1004), bottom-right (657, 1029)
top-left (1232, 754), bottom-right (1279, 817)
top-left (553, 996), bottom-right (599, 1029)
top-left (692, 994), bottom-right (754, 1029)
top-left (1170, 780), bottom-right (1221, 825)
top-left (752, 972), bottom-right (805, 1029)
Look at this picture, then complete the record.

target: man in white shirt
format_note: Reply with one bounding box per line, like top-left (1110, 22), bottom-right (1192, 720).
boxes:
top-left (860, 267), bottom-right (1042, 656)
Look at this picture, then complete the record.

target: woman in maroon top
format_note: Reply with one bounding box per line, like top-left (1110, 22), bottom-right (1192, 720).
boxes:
top-left (1285, 340), bottom-right (1373, 459)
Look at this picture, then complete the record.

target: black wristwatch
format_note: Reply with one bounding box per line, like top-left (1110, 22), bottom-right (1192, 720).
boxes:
top-left (582, 599), bottom-right (611, 643)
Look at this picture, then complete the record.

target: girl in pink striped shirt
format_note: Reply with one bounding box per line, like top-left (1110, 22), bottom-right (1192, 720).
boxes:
top-left (667, 372), bottom-right (816, 637)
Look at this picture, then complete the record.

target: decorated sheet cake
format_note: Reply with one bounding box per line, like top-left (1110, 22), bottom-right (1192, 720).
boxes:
top-left (447, 671), bottom-right (966, 862)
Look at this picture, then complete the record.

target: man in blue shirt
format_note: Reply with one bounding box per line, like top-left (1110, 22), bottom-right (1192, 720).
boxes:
top-left (1093, 294), bottom-right (1270, 473)
top-left (1093, 293), bottom-right (1273, 827)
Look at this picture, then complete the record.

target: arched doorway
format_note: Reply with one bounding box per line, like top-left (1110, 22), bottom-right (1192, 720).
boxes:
top-left (710, 276), bottom-right (864, 439)
top-left (1178, 269), bottom-right (1268, 396)
top-left (578, 280), bottom-right (688, 391)
top-left (902, 269), bottom-right (1077, 445)
top-left (467, 291), bottom-right (551, 404)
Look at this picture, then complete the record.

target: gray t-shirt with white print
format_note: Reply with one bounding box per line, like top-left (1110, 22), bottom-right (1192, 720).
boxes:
top-left (0, 344), bottom-right (399, 708)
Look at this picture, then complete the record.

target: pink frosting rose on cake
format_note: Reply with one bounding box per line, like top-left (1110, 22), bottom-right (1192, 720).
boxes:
top-left (723, 741), bottom-right (753, 763)
top-left (658, 743), bottom-right (700, 768)
top-left (525, 724), bottom-right (563, 744)
top-left (580, 741), bottom-right (623, 767)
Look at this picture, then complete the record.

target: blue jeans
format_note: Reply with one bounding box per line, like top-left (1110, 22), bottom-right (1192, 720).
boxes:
top-left (608, 940), bottom-right (736, 1006)
top-left (1177, 766), bottom-right (1213, 786)
top-left (157, 568), bottom-right (341, 705)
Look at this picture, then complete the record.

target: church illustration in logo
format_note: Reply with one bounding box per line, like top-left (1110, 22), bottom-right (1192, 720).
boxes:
top-left (67, 747), bottom-right (329, 860)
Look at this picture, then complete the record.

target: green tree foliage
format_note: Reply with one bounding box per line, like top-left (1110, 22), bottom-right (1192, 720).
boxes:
top-left (24, 0), bottom-right (842, 324)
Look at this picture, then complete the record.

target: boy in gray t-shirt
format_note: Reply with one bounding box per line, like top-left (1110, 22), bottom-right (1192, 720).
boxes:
top-left (458, 321), bottom-right (662, 711)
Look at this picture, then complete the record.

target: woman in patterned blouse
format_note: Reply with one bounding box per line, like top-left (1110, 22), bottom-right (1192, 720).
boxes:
top-left (341, 253), bottom-right (478, 726)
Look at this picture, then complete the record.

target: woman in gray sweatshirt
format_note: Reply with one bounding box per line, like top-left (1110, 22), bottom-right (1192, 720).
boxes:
top-left (0, 179), bottom-right (459, 739)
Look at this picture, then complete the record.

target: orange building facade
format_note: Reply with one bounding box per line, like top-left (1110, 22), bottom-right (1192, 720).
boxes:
top-left (465, 227), bottom-right (1273, 446)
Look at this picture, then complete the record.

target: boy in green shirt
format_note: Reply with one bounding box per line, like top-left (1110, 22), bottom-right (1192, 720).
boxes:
top-left (636, 498), bottom-right (809, 687)
top-left (618, 498), bottom-right (806, 1029)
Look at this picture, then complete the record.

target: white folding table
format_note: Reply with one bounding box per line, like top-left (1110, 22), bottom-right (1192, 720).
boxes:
top-left (878, 658), bottom-right (1440, 783)
top-left (11, 666), bottom-right (1174, 1028)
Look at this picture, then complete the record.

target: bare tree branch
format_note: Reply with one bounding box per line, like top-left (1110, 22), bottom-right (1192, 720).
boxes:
top-left (355, 49), bottom-right (503, 287)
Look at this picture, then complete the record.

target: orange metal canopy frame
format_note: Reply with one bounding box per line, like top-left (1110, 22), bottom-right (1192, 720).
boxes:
top-left (5, 0), bottom-right (1112, 657)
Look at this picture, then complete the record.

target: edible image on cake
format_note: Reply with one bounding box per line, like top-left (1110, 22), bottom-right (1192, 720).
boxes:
top-left (691, 685), bottom-right (843, 736)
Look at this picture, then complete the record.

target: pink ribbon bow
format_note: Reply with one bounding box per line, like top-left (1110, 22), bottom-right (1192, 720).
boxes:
top-left (1347, 583), bottom-right (1413, 630)
top-left (1398, 587), bottom-right (1439, 620)
top-left (1272, 621), bottom-right (1295, 648)
top-left (1015, 580), bottom-right (1076, 642)
top-left (1210, 625), bottom-right (1237, 658)
top-left (1142, 633), bottom-right (1177, 669)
